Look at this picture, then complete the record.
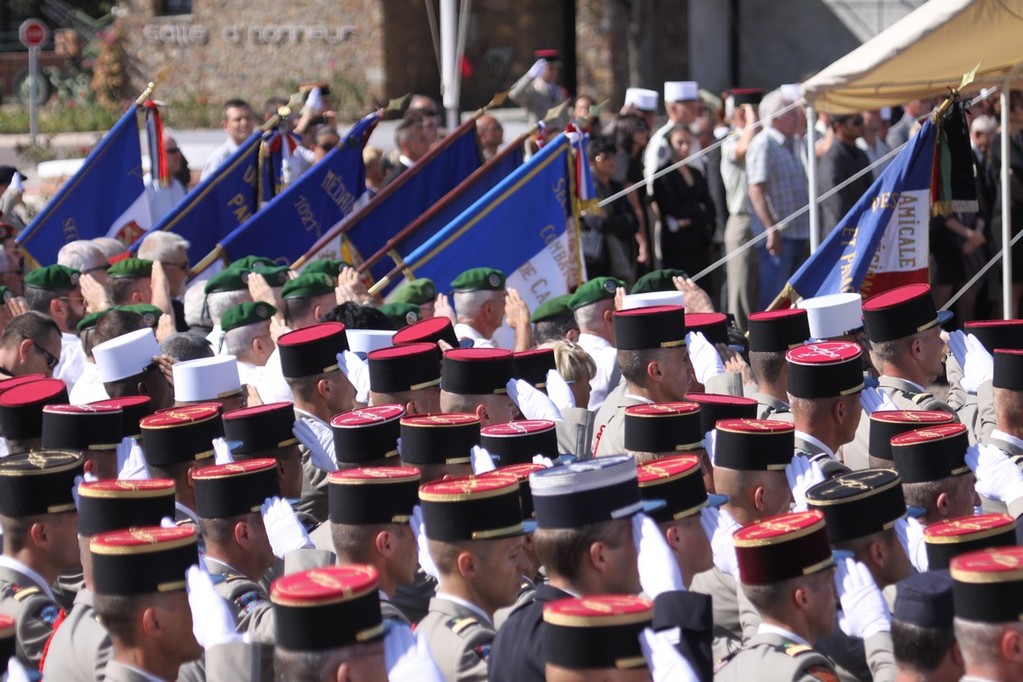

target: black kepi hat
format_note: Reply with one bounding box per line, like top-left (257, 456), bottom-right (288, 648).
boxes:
top-left (684, 393), bottom-right (757, 434)
top-left (890, 423), bottom-right (970, 483)
top-left (733, 510), bottom-right (835, 585)
top-left (543, 596), bottom-right (652, 671)
top-left (91, 526), bottom-right (198, 595)
top-left (41, 403), bottom-right (124, 451)
top-left (480, 419), bottom-right (558, 465)
top-left (805, 468), bottom-right (907, 543)
top-left (399, 413), bottom-right (480, 465)
top-left (90, 396), bottom-right (154, 438)
top-left (0, 451), bottom-right (83, 517)
top-left (925, 513), bottom-right (1017, 570)
top-left (637, 455), bottom-right (725, 523)
top-left (624, 402), bottom-right (703, 454)
top-left (785, 341), bottom-right (864, 399)
top-left (331, 405), bottom-right (405, 465)
top-left (222, 402), bottom-right (298, 455)
top-left (614, 305), bottom-right (686, 351)
top-left (419, 473), bottom-right (533, 541)
top-left (441, 348), bottom-right (512, 395)
top-left (278, 323), bottom-right (348, 379)
top-left (862, 283), bottom-right (952, 343)
top-left (328, 467), bottom-right (420, 525)
top-left (368, 342), bottom-right (441, 394)
top-left (481, 463), bottom-right (546, 520)
top-left (0, 378), bottom-right (68, 441)
top-left (747, 309), bottom-right (810, 353)
top-left (192, 459), bottom-right (281, 519)
top-left (868, 410), bottom-right (955, 462)
top-left (139, 404), bottom-right (223, 468)
top-left (392, 316), bottom-right (459, 348)
top-left (686, 313), bottom-right (728, 346)
top-left (512, 348), bottom-right (557, 389)
top-left (714, 418), bottom-right (794, 471)
top-left (963, 319), bottom-right (1023, 353)
top-left (951, 546), bottom-right (1023, 623)
top-left (993, 349), bottom-right (1023, 390)
top-left (77, 479), bottom-right (177, 537)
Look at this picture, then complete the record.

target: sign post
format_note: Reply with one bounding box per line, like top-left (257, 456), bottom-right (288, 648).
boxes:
top-left (19, 19), bottom-right (48, 146)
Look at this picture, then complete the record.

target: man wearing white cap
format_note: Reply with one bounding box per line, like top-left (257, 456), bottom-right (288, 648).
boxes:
top-left (643, 81), bottom-right (702, 194)
top-left (173, 355), bottom-right (246, 412)
top-left (93, 328), bottom-right (175, 411)
top-left (622, 87), bottom-right (658, 131)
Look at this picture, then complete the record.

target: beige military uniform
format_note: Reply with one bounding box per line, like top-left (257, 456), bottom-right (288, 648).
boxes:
top-left (751, 392), bottom-right (795, 423)
top-left (40, 588), bottom-right (110, 681)
top-left (205, 557), bottom-right (275, 681)
top-left (555, 407), bottom-right (595, 459)
top-left (418, 596), bottom-right (494, 682)
top-left (0, 562), bottom-right (66, 666)
top-left (294, 409), bottom-right (331, 522)
top-left (103, 641), bottom-right (260, 682)
top-left (689, 566), bottom-right (742, 663)
top-left (980, 431), bottom-right (1023, 514)
top-left (715, 631), bottom-right (839, 682)
top-left (592, 392), bottom-right (649, 458)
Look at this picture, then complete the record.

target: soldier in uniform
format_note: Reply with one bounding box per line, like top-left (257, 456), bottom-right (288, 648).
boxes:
top-left (480, 418), bottom-right (559, 465)
top-left (0, 376), bottom-right (68, 454)
top-left (439, 347), bottom-right (517, 426)
top-left (624, 402), bottom-right (709, 487)
top-left (716, 510), bottom-right (895, 682)
top-left (890, 571), bottom-right (964, 681)
top-left (890, 423), bottom-right (977, 526)
top-left (489, 455), bottom-right (660, 682)
top-left (570, 276), bottom-right (622, 412)
top-left (220, 301), bottom-right (278, 387)
top-left (390, 277), bottom-right (439, 319)
top-left (786, 341), bottom-right (863, 476)
top-left (42, 478), bottom-right (176, 681)
top-left (450, 267), bottom-right (509, 349)
top-left (279, 322), bottom-right (355, 521)
top-left (416, 473), bottom-right (533, 682)
top-left (509, 346), bottom-right (594, 459)
top-left (592, 304), bottom-right (689, 457)
top-left (138, 403), bottom-right (224, 525)
top-left (92, 327), bottom-right (175, 411)
top-left (269, 565), bottom-right (389, 682)
top-left (0, 451), bottom-right (82, 666)
top-left (508, 49), bottom-right (567, 127)
top-left (223, 401), bottom-right (306, 502)
top-left (950, 545), bottom-right (1023, 681)
top-left (978, 347), bottom-right (1023, 513)
top-left (746, 308), bottom-right (811, 422)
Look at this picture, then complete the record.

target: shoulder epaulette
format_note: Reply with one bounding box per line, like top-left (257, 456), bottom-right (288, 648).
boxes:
top-left (12, 586), bottom-right (41, 602)
top-left (909, 392), bottom-right (934, 405)
top-left (783, 644), bottom-right (813, 657)
top-left (447, 617), bottom-right (478, 635)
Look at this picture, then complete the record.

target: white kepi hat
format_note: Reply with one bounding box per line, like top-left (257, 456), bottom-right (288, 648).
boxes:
top-left (621, 291), bottom-right (685, 310)
top-left (624, 88), bottom-right (659, 112)
top-left (346, 330), bottom-right (395, 357)
top-left (664, 81), bottom-right (699, 103)
top-left (797, 292), bottom-right (864, 340)
top-left (173, 355), bottom-right (242, 402)
top-left (93, 328), bottom-right (161, 383)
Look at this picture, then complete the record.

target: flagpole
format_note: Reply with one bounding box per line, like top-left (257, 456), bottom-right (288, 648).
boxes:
top-left (191, 244), bottom-right (226, 274)
top-left (356, 128), bottom-right (535, 278)
top-left (293, 92), bottom-right (510, 270)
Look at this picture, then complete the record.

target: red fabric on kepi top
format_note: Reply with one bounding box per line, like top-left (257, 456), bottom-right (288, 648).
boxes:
top-left (714, 418), bottom-right (794, 471)
top-left (512, 348), bottom-right (557, 389)
top-left (399, 413), bottom-right (480, 465)
top-left (964, 319), bottom-right (1023, 352)
top-left (222, 401), bottom-right (297, 455)
top-left (924, 513), bottom-right (1017, 570)
top-left (392, 316), bottom-right (459, 348)
top-left (624, 402), bottom-right (703, 454)
top-left (685, 312), bottom-right (729, 346)
top-left (867, 410), bottom-right (955, 462)
top-left (41, 403), bottom-right (124, 451)
top-left (747, 308), bottom-right (810, 352)
top-left (785, 341), bottom-right (864, 399)
top-left (331, 405), bottom-right (405, 465)
top-left (90, 395), bottom-right (153, 437)
top-left (0, 377), bottom-right (68, 441)
top-left (890, 423), bottom-right (970, 484)
top-left (613, 305), bottom-right (686, 351)
top-left (277, 322), bottom-right (348, 379)
top-left (481, 419), bottom-right (558, 465)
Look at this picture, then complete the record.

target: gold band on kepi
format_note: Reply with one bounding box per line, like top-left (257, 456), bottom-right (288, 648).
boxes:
top-left (77, 479), bottom-right (177, 537)
top-left (734, 510), bottom-right (835, 585)
top-left (0, 451), bottom-right (83, 517)
top-left (863, 283), bottom-right (952, 343)
top-left (624, 402), bottom-right (703, 454)
top-left (925, 513), bottom-right (1017, 570)
top-left (331, 404), bottom-right (406, 465)
top-left (192, 459), bottom-right (281, 519)
top-left (481, 463), bottom-right (546, 520)
top-left (139, 404), bottom-right (224, 468)
top-left (785, 341), bottom-right (864, 399)
top-left (638, 455), bottom-right (724, 522)
top-left (867, 410), bottom-right (955, 462)
top-left (328, 467), bottom-right (421, 525)
top-left (951, 546), bottom-right (1023, 623)
top-left (90, 526), bottom-right (198, 596)
top-left (805, 468), bottom-right (907, 544)
top-left (418, 474), bottom-right (531, 542)
top-left (271, 565), bottom-right (384, 652)
top-left (543, 596), bottom-right (652, 671)
top-left (890, 423), bottom-right (970, 484)
top-left (613, 304), bottom-right (686, 350)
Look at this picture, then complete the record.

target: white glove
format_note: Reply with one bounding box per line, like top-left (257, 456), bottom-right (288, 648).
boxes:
top-left (859, 386), bottom-right (897, 415)
top-left (506, 379), bottom-right (563, 421)
top-left (702, 430), bottom-right (717, 465)
top-left (72, 475), bottom-right (83, 511)
top-left (894, 516), bottom-right (928, 572)
top-left (947, 329), bottom-right (969, 370)
top-left (5, 657), bottom-right (31, 682)
top-left (160, 516), bottom-right (177, 529)
top-left (212, 437), bottom-right (234, 466)
top-left (410, 505), bottom-right (440, 580)
top-left (632, 514), bottom-right (685, 598)
top-left (708, 507), bottom-right (740, 577)
top-left (386, 624), bottom-right (445, 681)
top-left (186, 565), bottom-right (242, 648)
top-left (471, 445), bottom-right (497, 475)
top-left (527, 58), bottom-right (547, 79)
top-left (260, 497), bottom-right (313, 558)
top-left (115, 436), bottom-right (135, 475)
top-left (338, 350), bottom-right (370, 404)
top-left (785, 455), bottom-right (825, 512)
top-left (966, 443), bottom-right (1023, 504)
top-left (639, 627), bottom-right (701, 682)
top-left (303, 86), bottom-right (324, 114)
top-left (292, 419), bottom-right (338, 473)
top-left (686, 332), bottom-right (725, 385)
top-left (961, 333), bottom-right (994, 394)
top-left (532, 454), bottom-right (554, 468)
top-left (545, 369), bottom-right (576, 411)
top-left (117, 439), bottom-right (150, 481)
top-left (836, 558), bottom-right (891, 639)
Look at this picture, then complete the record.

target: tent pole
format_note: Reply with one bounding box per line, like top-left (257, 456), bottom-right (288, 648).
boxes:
top-left (1001, 83), bottom-right (1013, 318)
top-left (806, 104), bottom-right (820, 252)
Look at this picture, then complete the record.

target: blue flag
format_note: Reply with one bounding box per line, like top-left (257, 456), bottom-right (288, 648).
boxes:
top-left (18, 106), bottom-right (151, 266)
top-left (781, 119), bottom-right (935, 305)
top-left (302, 117), bottom-right (482, 283)
top-left (199, 113), bottom-right (379, 271)
top-left (395, 133), bottom-right (583, 310)
top-left (370, 141), bottom-right (525, 296)
top-left (130, 132), bottom-right (261, 264)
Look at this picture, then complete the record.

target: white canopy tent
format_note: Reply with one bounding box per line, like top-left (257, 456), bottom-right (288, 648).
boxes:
top-left (799, 0), bottom-right (1023, 316)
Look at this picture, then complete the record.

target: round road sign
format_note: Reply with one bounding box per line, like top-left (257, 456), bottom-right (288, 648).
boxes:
top-left (19, 19), bottom-right (48, 49)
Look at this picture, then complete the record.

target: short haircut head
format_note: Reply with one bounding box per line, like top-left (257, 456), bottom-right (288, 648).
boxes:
top-left (199, 513), bottom-right (257, 548)
top-left (24, 281), bottom-right (70, 314)
top-left (572, 299), bottom-right (612, 330)
top-left (892, 618), bottom-right (955, 673)
top-left (618, 347), bottom-right (664, 385)
top-left (319, 303), bottom-right (394, 330)
top-left (274, 642), bottom-right (383, 682)
top-left (758, 89), bottom-right (789, 128)
top-left (137, 232), bottom-right (190, 263)
top-left (954, 617), bottom-right (1019, 671)
top-left (0, 311), bottom-right (60, 350)
top-left (453, 290), bottom-right (500, 320)
top-left (224, 321), bottom-right (270, 358)
top-left (534, 316), bottom-right (578, 345)
top-left (107, 277), bottom-right (147, 306)
top-left (206, 289), bottom-right (251, 324)
top-left (530, 519), bottom-right (622, 583)
top-left (94, 591), bottom-right (179, 646)
top-left (159, 332), bottom-right (213, 362)
top-left (183, 281), bottom-right (212, 329)
top-left (750, 350), bottom-right (787, 386)
top-left (94, 309), bottom-right (147, 347)
top-left (330, 522), bottom-right (387, 564)
top-left (223, 98), bottom-right (252, 116)
top-left (869, 335), bottom-right (914, 368)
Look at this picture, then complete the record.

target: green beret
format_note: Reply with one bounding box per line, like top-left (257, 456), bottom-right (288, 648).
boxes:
top-left (303, 259), bottom-right (350, 279)
top-left (107, 257), bottom-right (153, 279)
top-left (228, 256), bottom-right (276, 271)
top-left (281, 273), bottom-right (335, 300)
top-left (530, 294), bottom-right (574, 323)
top-left (568, 277), bottom-right (623, 310)
top-left (221, 301), bottom-right (277, 333)
top-left (77, 309), bottom-right (107, 333)
top-left (451, 267), bottom-right (505, 292)
top-left (251, 264), bottom-right (291, 287)
top-left (117, 303), bottom-right (163, 328)
top-left (391, 278), bottom-right (437, 306)
top-left (379, 302), bottom-right (421, 329)
top-left (204, 268), bottom-right (249, 294)
top-left (631, 269), bottom-right (686, 294)
top-left (24, 264), bottom-right (79, 291)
